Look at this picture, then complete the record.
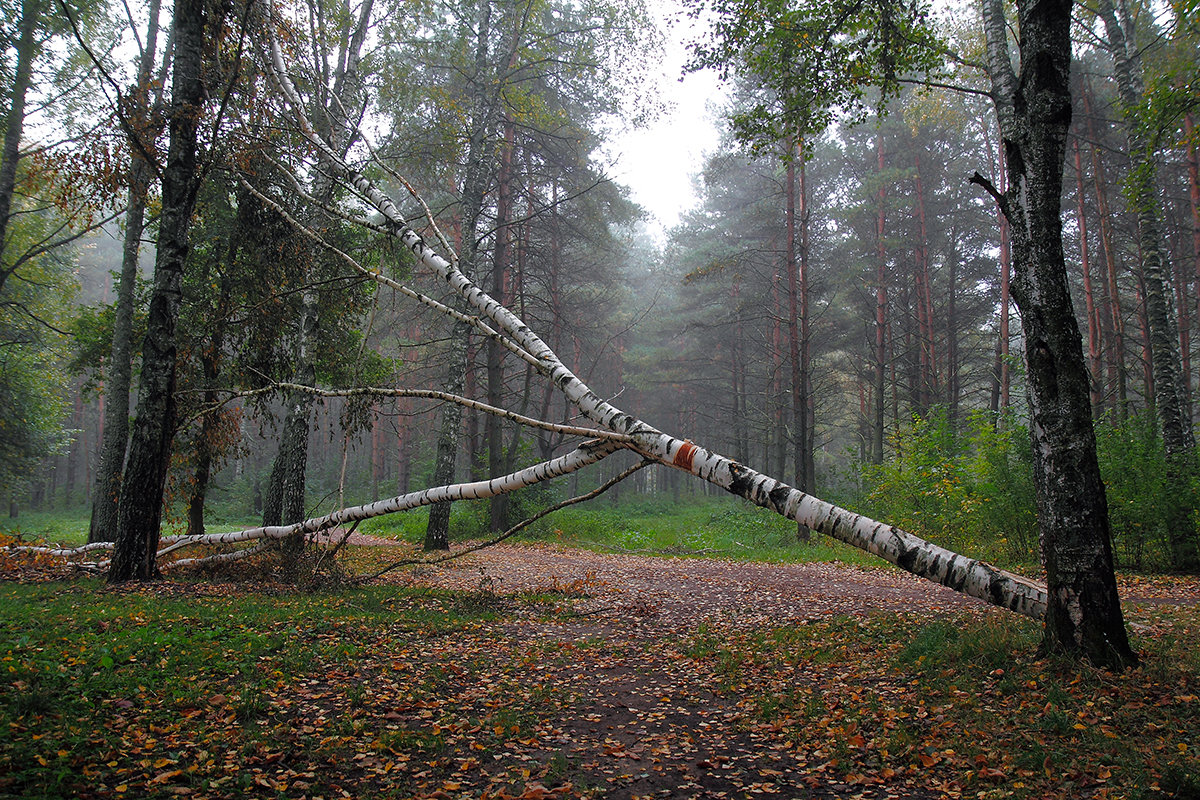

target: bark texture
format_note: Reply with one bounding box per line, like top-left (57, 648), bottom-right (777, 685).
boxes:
top-left (109, 0), bottom-right (209, 582)
top-left (979, 0), bottom-right (1136, 667)
top-left (89, 0), bottom-right (163, 544)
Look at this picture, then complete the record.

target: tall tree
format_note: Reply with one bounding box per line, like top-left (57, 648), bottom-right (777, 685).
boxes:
top-left (1093, 0), bottom-right (1199, 570)
top-left (260, 0), bottom-right (375, 534)
top-left (88, 0), bottom-right (165, 543)
top-left (976, 0), bottom-right (1136, 666)
top-left (690, 0), bottom-right (1137, 666)
top-left (108, 0), bottom-right (219, 582)
top-left (0, 0), bottom-right (44, 296)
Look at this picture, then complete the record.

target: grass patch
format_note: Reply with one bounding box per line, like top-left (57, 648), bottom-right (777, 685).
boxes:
top-left (537, 495), bottom-right (886, 566)
top-left (0, 509), bottom-right (91, 547)
top-left (0, 580), bottom-right (507, 799)
top-left (682, 611), bottom-right (1200, 799)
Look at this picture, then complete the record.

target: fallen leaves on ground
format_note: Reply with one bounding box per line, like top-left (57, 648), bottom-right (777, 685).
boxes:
top-left (1, 543), bottom-right (1198, 799)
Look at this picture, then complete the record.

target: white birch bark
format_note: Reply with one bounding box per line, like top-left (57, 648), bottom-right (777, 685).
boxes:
top-left (13, 440), bottom-right (622, 563)
top-left (260, 29), bottom-right (1050, 619)
top-left (8, 23), bottom-right (1050, 621)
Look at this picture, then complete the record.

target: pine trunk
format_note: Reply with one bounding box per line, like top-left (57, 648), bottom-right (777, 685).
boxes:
top-left (0, 0), bottom-right (41, 294)
top-left (488, 118), bottom-right (516, 532)
top-left (872, 134), bottom-right (888, 463)
top-left (88, 0), bottom-right (163, 544)
top-left (1073, 138), bottom-right (1104, 415)
top-left (786, 140), bottom-right (810, 540)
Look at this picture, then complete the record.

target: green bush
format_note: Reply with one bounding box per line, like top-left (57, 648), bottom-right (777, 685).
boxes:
top-left (859, 407), bottom-right (1037, 567)
top-left (1093, 410), bottom-right (1200, 572)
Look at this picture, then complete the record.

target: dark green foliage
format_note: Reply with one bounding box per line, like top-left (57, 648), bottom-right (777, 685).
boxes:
top-left (1096, 411), bottom-right (1200, 572)
top-left (687, 0), bottom-right (946, 149)
top-left (851, 406), bottom-right (1199, 572)
top-left (856, 407), bottom-right (1038, 567)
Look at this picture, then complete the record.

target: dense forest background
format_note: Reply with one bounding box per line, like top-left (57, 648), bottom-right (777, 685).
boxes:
top-left (3, 0), bottom-right (1198, 571)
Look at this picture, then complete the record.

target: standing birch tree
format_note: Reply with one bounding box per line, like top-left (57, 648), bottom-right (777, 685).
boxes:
top-left (689, 0), bottom-right (1137, 666)
top-left (974, 0), bottom-right (1136, 666)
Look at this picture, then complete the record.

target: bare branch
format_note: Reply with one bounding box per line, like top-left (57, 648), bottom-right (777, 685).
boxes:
top-left (235, 382), bottom-right (635, 442)
top-left (362, 459), bottom-right (652, 581)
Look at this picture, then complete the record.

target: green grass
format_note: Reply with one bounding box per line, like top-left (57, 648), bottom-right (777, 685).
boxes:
top-left (532, 494), bottom-right (887, 566)
top-left (0, 581), bottom-right (503, 799)
top-left (0, 509), bottom-right (270, 550)
top-left (353, 492), bottom-right (886, 567)
top-left (0, 509), bottom-right (91, 547)
top-left (0, 493), bottom-right (951, 570)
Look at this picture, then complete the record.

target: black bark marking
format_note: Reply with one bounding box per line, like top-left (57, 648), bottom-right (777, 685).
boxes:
top-left (769, 485), bottom-right (792, 514)
top-left (946, 557), bottom-right (968, 592)
top-left (728, 464), bottom-right (754, 499)
top-left (988, 569), bottom-right (1007, 606)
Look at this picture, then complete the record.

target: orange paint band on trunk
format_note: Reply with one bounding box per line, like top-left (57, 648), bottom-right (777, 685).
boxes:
top-left (672, 441), bottom-right (697, 471)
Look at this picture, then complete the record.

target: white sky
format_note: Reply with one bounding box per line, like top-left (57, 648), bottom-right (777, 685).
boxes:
top-left (602, 2), bottom-right (724, 240)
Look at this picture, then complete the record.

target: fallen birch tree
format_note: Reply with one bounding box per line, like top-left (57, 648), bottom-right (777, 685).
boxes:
top-left (8, 23), bottom-right (1051, 620)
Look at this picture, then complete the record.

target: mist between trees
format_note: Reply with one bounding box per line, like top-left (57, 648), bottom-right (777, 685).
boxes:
top-left (0, 0), bottom-right (1196, 662)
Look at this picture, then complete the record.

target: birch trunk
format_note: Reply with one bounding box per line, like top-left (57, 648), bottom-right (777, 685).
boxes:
top-left (109, 0), bottom-right (209, 582)
top-left (1096, 0), bottom-right (1199, 571)
top-left (978, 0), bottom-right (1137, 667)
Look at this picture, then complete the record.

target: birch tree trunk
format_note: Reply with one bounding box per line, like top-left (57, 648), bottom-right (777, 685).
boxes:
top-left (1096, 0), bottom-right (1199, 571)
top-left (109, 0), bottom-right (210, 582)
top-left (978, 0), bottom-right (1137, 667)
top-left (1188, 115), bottom-right (1200, 381)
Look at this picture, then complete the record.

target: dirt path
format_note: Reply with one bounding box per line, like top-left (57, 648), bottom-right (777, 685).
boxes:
top-left (354, 545), bottom-right (994, 799)
top-left (343, 543), bottom-right (1199, 799)
top-left (397, 543), bottom-right (991, 629)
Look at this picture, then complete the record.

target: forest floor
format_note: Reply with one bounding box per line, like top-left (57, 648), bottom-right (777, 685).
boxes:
top-left (2, 538), bottom-right (1200, 799)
